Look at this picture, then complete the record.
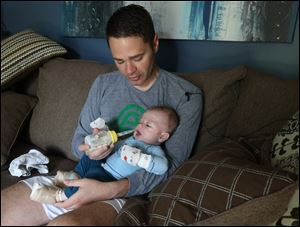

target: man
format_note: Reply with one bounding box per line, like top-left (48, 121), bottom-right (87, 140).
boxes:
top-left (1, 4), bottom-right (203, 226)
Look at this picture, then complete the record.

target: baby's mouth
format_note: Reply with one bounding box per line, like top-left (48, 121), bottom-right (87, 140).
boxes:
top-left (134, 130), bottom-right (141, 138)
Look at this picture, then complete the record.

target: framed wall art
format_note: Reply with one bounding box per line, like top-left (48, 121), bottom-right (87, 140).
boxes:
top-left (63, 1), bottom-right (299, 42)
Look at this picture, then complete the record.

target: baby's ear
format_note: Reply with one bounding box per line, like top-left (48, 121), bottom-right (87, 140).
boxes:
top-left (158, 132), bottom-right (170, 143)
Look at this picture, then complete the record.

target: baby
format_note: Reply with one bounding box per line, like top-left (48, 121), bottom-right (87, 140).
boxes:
top-left (30, 106), bottom-right (179, 204)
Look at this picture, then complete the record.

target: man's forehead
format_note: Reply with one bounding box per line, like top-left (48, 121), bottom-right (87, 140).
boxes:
top-left (110, 37), bottom-right (149, 59)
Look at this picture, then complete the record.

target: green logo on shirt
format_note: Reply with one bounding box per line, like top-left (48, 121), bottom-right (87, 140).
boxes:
top-left (108, 104), bottom-right (145, 132)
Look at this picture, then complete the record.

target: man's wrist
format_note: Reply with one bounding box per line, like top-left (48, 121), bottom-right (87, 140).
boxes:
top-left (112, 178), bottom-right (130, 198)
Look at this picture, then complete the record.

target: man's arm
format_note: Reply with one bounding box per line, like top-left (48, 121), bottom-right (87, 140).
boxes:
top-left (120, 144), bottom-right (169, 175)
top-left (55, 178), bottom-right (129, 209)
top-left (71, 77), bottom-right (102, 159)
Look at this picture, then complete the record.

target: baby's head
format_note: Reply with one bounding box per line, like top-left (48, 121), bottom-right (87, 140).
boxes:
top-left (134, 106), bottom-right (179, 145)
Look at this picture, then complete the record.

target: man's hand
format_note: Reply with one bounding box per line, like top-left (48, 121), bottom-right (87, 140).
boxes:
top-left (54, 178), bottom-right (129, 209)
top-left (79, 127), bottom-right (114, 160)
top-left (79, 143), bottom-right (114, 160)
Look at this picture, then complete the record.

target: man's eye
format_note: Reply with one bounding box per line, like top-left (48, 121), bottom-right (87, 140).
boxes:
top-left (134, 56), bottom-right (142, 62)
top-left (115, 60), bottom-right (124, 64)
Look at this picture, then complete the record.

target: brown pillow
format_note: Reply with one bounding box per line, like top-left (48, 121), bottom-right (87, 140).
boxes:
top-left (225, 67), bottom-right (299, 139)
top-left (1, 91), bottom-right (38, 166)
top-left (28, 58), bottom-right (117, 161)
top-left (115, 197), bottom-right (149, 226)
top-left (191, 182), bottom-right (298, 226)
top-left (178, 66), bottom-right (246, 155)
top-left (148, 139), bottom-right (297, 226)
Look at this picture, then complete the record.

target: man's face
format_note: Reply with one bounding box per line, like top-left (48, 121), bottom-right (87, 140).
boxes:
top-left (108, 35), bottom-right (159, 91)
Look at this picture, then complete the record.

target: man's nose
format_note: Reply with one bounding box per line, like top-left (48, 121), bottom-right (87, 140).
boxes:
top-left (125, 61), bottom-right (136, 75)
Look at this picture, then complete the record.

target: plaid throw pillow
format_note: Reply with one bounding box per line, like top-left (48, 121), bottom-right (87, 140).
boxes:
top-left (1, 29), bottom-right (67, 89)
top-left (148, 139), bottom-right (297, 226)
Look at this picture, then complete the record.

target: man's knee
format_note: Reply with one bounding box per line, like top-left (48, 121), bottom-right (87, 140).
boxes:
top-left (47, 213), bottom-right (81, 226)
top-left (47, 202), bottom-right (118, 226)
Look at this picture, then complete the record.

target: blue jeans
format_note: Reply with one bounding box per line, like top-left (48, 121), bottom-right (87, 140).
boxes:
top-left (64, 154), bottom-right (116, 198)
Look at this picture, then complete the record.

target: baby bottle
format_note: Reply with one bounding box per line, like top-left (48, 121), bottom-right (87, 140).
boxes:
top-left (85, 130), bottom-right (118, 151)
top-left (84, 117), bottom-right (133, 151)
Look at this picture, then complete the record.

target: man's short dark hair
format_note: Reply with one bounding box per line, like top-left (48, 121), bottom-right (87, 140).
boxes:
top-left (106, 4), bottom-right (155, 45)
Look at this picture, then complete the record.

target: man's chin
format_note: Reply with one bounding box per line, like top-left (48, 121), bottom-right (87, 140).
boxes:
top-left (131, 81), bottom-right (143, 87)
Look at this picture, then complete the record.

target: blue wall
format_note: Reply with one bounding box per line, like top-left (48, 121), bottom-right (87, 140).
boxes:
top-left (2, 1), bottom-right (299, 79)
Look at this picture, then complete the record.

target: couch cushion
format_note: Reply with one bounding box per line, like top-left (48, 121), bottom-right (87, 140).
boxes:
top-left (271, 110), bottom-right (299, 175)
top-left (147, 139), bottom-right (297, 226)
top-left (1, 30), bottom-right (67, 90)
top-left (28, 58), bottom-right (117, 161)
top-left (178, 66), bottom-right (246, 154)
top-left (1, 91), bottom-right (38, 166)
top-left (115, 183), bottom-right (298, 226)
top-left (115, 197), bottom-right (149, 226)
top-left (192, 182), bottom-right (298, 226)
top-left (225, 67), bottom-right (299, 139)
top-left (269, 186), bottom-right (299, 226)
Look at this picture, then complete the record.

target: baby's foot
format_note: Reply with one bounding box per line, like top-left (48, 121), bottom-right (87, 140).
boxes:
top-left (54, 170), bottom-right (80, 187)
top-left (30, 182), bottom-right (63, 204)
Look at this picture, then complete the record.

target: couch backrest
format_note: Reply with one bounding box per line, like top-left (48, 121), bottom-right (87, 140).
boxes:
top-left (27, 58), bottom-right (117, 161)
top-left (26, 57), bottom-right (247, 159)
top-left (178, 66), bottom-right (246, 154)
top-left (25, 57), bottom-right (299, 160)
top-left (225, 67), bottom-right (299, 139)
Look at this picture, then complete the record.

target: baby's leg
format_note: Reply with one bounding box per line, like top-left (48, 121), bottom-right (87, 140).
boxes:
top-left (54, 170), bottom-right (81, 187)
top-left (30, 183), bottom-right (67, 204)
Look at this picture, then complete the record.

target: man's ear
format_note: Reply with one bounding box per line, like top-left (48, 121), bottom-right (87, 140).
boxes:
top-left (158, 132), bottom-right (170, 143)
top-left (153, 33), bottom-right (159, 53)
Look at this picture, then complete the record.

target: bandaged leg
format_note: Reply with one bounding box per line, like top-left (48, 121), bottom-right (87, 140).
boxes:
top-left (30, 182), bottom-right (67, 204)
top-left (54, 170), bottom-right (81, 188)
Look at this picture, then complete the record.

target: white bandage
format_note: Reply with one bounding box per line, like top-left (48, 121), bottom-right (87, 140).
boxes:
top-left (137, 153), bottom-right (152, 170)
top-left (120, 145), bottom-right (151, 169)
top-left (90, 117), bottom-right (106, 129)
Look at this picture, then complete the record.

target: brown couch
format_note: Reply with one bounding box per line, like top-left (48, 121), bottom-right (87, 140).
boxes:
top-left (1, 57), bottom-right (299, 225)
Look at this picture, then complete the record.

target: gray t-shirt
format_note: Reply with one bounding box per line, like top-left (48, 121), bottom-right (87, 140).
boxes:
top-left (72, 68), bottom-right (203, 196)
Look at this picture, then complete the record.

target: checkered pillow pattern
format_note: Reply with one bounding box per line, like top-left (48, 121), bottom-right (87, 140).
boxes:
top-left (147, 139), bottom-right (296, 226)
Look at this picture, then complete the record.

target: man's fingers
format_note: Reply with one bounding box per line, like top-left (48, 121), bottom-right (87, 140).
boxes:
top-left (79, 144), bottom-right (89, 152)
top-left (55, 195), bottom-right (79, 209)
top-left (92, 128), bottom-right (101, 135)
top-left (87, 144), bottom-right (114, 160)
top-left (63, 179), bottom-right (81, 187)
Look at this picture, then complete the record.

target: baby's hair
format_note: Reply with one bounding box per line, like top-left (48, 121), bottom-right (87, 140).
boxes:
top-left (147, 106), bottom-right (179, 133)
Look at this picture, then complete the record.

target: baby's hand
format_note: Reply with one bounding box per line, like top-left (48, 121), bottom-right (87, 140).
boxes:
top-left (120, 145), bottom-right (141, 166)
top-left (120, 145), bottom-right (151, 169)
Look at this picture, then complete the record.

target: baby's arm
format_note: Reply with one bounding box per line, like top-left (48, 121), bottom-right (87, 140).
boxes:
top-left (120, 145), bottom-right (168, 175)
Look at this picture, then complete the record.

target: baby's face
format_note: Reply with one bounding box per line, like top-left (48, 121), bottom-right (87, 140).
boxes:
top-left (134, 110), bottom-right (169, 145)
